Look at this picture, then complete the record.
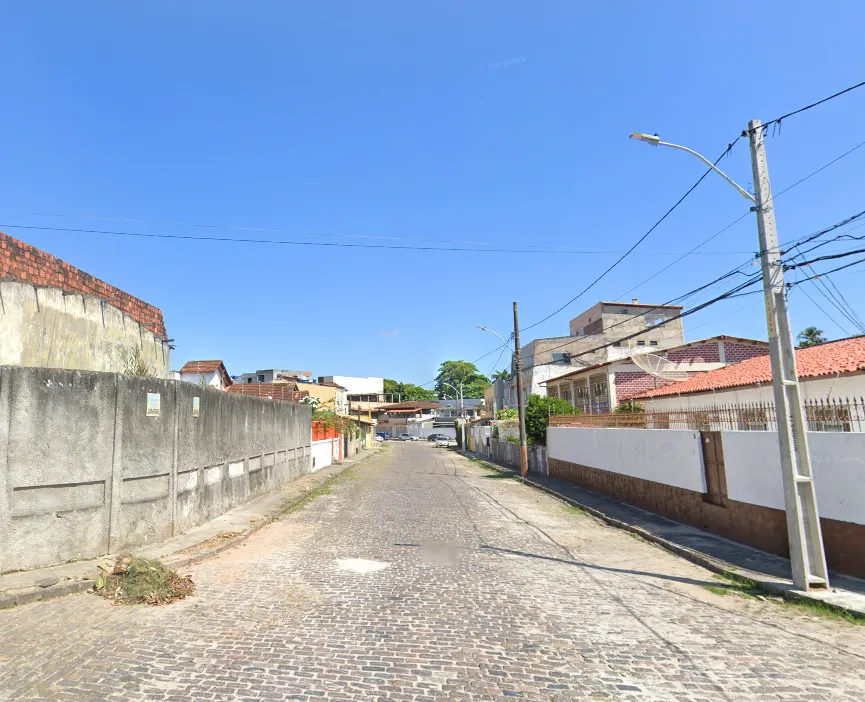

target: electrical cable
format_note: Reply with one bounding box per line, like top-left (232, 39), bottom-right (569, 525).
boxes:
top-left (743, 79), bottom-right (865, 135)
top-left (518, 139), bottom-right (742, 334)
top-left (793, 271), bottom-right (852, 336)
top-left (0, 223), bottom-right (751, 257)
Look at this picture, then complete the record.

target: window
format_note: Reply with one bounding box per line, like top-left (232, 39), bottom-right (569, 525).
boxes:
top-left (578, 327), bottom-right (585, 336)
top-left (246, 378), bottom-right (252, 383)
top-left (612, 341), bottom-right (622, 347)
top-left (619, 308), bottom-right (628, 314)
top-left (650, 340), bottom-right (658, 346)
top-left (257, 374), bottom-right (265, 382)
top-left (646, 316), bottom-right (664, 327)
top-left (637, 340), bottom-right (646, 346)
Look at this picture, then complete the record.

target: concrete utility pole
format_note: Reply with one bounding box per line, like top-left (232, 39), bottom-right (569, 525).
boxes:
top-left (630, 127), bottom-right (830, 591)
top-left (748, 119), bottom-right (829, 591)
top-left (512, 301), bottom-right (529, 478)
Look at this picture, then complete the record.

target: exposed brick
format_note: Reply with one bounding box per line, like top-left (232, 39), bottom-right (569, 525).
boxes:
top-left (0, 231), bottom-right (166, 336)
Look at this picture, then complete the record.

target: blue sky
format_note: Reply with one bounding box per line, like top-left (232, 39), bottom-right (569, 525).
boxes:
top-left (2, 2), bottom-right (863, 384)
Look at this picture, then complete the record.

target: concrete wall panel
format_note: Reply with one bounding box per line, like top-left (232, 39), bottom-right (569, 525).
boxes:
top-left (0, 366), bottom-right (313, 573)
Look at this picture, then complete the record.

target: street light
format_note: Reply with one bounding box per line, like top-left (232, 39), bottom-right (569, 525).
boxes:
top-left (442, 381), bottom-right (463, 419)
top-left (629, 132), bottom-right (755, 203)
top-left (630, 127), bottom-right (830, 592)
top-left (478, 320), bottom-right (529, 477)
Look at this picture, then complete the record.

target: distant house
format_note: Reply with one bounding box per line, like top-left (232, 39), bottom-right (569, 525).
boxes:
top-left (226, 383), bottom-right (309, 403)
top-left (179, 360), bottom-right (233, 391)
top-left (543, 336), bottom-right (769, 413)
top-left (632, 336), bottom-right (865, 409)
top-left (238, 368), bottom-right (312, 384)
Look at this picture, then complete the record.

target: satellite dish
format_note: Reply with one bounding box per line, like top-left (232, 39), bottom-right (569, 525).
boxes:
top-left (630, 348), bottom-right (690, 381)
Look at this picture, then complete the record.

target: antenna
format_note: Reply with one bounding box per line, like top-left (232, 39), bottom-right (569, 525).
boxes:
top-left (629, 344), bottom-right (689, 382)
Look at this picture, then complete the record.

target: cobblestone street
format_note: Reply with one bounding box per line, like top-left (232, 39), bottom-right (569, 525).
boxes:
top-left (2, 442), bottom-right (865, 701)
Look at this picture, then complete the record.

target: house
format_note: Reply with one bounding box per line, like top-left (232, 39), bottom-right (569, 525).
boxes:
top-left (226, 382), bottom-right (309, 402)
top-left (373, 401), bottom-right (443, 438)
top-left (179, 360), bottom-right (233, 391)
top-left (543, 336), bottom-right (769, 413)
top-left (238, 368), bottom-right (312, 384)
top-left (436, 398), bottom-right (484, 419)
top-left (317, 376), bottom-right (386, 412)
top-left (0, 231), bottom-right (170, 377)
top-left (251, 377), bottom-right (349, 414)
top-left (505, 299), bottom-right (686, 408)
top-left (632, 336), bottom-right (865, 409)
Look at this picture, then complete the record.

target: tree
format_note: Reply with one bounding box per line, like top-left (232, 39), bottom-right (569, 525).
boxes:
top-left (383, 379), bottom-right (437, 402)
top-left (496, 408), bottom-right (518, 420)
top-left (434, 360), bottom-right (491, 399)
top-left (491, 369), bottom-right (511, 381)
top-left (524, 394), bottom-right (580, 445)
top-left (797, 327), bottom-right (826, 348)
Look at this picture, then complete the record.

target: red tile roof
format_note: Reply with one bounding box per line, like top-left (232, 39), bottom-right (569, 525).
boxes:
top-left (226, 383), bottom-right (308, 402)
top-left (1, 231), bottom-right (167, 337)
top-left (634, 336), bottom-right (865, 399)
top-left (180, 360), bottom-right (233, 387)
top-left (180, 360), bottom-right (223, 374)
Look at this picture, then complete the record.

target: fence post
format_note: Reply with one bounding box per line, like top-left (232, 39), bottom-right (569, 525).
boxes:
top-left (108, 374), bottom-right (125, 553)
top-left (0, 368), bottom-right (12, 574)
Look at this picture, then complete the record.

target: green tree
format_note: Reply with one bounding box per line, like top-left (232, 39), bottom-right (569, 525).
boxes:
top-left (435, 360), bottom-right (491, 399)
top-left (525, 394), bottom-right (580, 445)
top-left (797, 327), bottom-right (826, 348)
top-left (491, 369), bottom-right (511, 382)
top-left (383, 379), bottom-right (437, 402)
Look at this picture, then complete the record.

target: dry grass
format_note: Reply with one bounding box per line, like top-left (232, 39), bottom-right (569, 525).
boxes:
top-left (95, 556), bottom-right (194, 605)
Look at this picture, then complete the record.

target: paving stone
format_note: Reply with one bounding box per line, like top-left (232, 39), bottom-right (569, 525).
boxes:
top-left (1, 444), bottom-right (864, 700)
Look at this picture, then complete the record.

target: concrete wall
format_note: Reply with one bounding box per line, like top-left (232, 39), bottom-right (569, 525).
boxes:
top-left (546, 425), bottom-right (865, 578)
top-left (643, 374), bottom-right (865, 411)
top-left (547, 427), bottom-right (705, 492)
top-left (489, 438), bottom-right (548, 475)
top-left (0, 365), bottom-right (311, 573)
top-left (0, 280), bottom-right (171, 378)
top-left (311, 437), bottom-right (340, 471)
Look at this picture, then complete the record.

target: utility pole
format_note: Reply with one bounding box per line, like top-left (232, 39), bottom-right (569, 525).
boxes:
top-left (748, 118), bottom-right (829, 591)
top-left (512, 301), bottom-right (529, 478)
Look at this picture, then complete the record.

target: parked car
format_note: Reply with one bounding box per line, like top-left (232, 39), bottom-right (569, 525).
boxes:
top-left (398, 433), bottom-right (413, 441)
top-left (376, 432), bottom-right (388, 441)
top-left (427, 433), bottom-right (451, 442)
top-left (374, 435), bottom-right (384, 443)
top-left (434, 436), bottom-right (451, 448)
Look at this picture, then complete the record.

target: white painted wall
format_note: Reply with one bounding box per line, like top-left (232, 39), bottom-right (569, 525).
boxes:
top-left (547, 427), bottom-right (707, 493)
top-left (643, 374), bottom-right (865, 411)
top-left (180, 369), bottom-right (226, 390)
top-left (322, 376), bottom-right (384, 395)
top-left (721, 431), bottom-right (865, 525)
top-left (311, 438), bottom-right (337, 471)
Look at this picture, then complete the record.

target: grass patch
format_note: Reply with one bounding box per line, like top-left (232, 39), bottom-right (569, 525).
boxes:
top-left (702, 585), bottom-right (730, 596)
top-left (710, 571), bottom-right (863, 623)
top-left (95, 556), bottom-right (194, 605)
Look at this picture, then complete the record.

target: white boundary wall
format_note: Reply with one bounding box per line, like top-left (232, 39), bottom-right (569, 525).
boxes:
top-left (721, 432), bottom-right (865, 524)
top-left (547, 427), bottom-right (706, 493)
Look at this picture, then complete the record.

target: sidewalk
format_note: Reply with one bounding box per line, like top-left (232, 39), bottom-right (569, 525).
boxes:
top-left (461, 450), bottom-right (865, 619)
top-left (0, 448), bottom-right (380, 609)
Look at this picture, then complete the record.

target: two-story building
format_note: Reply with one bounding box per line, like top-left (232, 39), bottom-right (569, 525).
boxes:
top-left (505, 299), bottom-right (685, 407)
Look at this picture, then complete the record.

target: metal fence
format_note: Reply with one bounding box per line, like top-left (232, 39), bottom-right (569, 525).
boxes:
top-left (548, 396), bottom-right (865, 433)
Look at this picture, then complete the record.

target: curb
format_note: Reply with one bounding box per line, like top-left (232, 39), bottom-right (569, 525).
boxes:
top-left (0, 449), bottom-right (380, 610)
top-left (460, 451), bottom-right (865, 620)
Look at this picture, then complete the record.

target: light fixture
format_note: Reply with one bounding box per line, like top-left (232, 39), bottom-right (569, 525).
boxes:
top-left (629, 132), bottom-right (661, 146)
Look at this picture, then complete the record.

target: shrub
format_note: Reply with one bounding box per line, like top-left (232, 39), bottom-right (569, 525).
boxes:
top-left (614, 400), bottom-right (645, 413)
top-left (496, 408), bottom-right (518, 420)
top-left (525, 394), bottom-right (580, 445)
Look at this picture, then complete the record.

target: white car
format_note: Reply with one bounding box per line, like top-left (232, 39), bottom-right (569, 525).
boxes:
top-left (398, 433), bottom-right (413, 441)
top-left (434, 436), bottom-right (451, 448)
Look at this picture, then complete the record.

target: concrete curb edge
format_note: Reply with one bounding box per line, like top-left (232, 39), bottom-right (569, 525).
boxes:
top-left (0, 449), bottom-right (380, 610)
top-left (459, 451), bottom-right (865, 621)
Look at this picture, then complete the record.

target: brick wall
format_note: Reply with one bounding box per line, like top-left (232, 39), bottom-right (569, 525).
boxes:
top-left (0, 231), bottom-right (166, 336)
top-left (724, 342), bottom-right (769, 363)
top-left (226, 383), bottom-right (309, 402)
top-left (666, 342), bottom-right (721, 363)
top-left (614, 372), bottom-right (671, 401)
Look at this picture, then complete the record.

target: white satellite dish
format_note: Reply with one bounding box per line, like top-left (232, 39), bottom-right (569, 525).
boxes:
top-left (629, 347), bottom-right (690, 382)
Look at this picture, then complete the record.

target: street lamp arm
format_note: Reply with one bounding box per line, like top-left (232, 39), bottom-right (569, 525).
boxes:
top-left (629, 133), bottom-right (755, 203)
top-left (658, 140), bottom-right (756, 203)
top-left (476, 325), bottom-right (513, 350)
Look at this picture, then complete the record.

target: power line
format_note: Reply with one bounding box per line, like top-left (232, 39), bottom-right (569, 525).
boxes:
top-left (794, 270), bottom-right (852, 336)
top-left (519, 139), bottom-right (741, 334)
top-left (0, 223), bottom-right (751, 257)
top-left (743, 79), bottom-right (865, 135)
